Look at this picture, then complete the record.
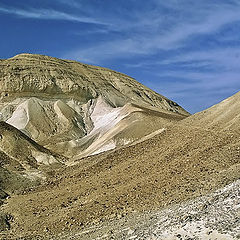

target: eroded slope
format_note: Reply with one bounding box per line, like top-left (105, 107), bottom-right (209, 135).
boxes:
top-left (0, 53), bottom-right (187, 113)
top-left (0, 54), bottom-right (189, 158)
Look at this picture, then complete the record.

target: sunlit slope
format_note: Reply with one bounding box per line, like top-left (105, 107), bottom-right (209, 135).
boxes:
top-left (182, 91), bottom-right (240, 132)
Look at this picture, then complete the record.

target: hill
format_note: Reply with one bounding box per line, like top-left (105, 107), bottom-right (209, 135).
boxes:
top-left (1, 92), bottom-right (239, 239)
top-left (0, 54), bottom-right (189, 158)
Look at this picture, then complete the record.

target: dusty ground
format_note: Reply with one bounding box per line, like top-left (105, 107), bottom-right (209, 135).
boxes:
top-left (0, 123), bottom-right (239, 239)
top-left (45, 179), bottom-right (240, 240)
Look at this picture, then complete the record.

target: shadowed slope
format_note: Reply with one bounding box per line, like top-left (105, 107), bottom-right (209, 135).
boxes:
top-left (0, 122), bottom-right (65, 181)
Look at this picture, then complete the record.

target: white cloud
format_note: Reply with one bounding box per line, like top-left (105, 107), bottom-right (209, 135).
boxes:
top-left (0, 6), bottom-right (108, 25)
top-left (159, 47), bottom-right (240, 71)
top-left (56, 0), bottom-right (82, 8)
top-left (63, 39), bottom-right (149, 63)
top-left (62, 1), bottom-right (240, 63)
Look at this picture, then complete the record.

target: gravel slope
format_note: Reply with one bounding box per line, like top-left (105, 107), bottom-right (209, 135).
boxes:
top-left (1, 122), bottom-right (239, 239)
top-left (52, 179), bottom-right (240, 240)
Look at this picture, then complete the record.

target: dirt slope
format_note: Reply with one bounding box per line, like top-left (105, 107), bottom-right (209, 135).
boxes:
top-left (56, 180), bottom-right (239, 240)
top-left (0, 121), bottom-right (65, 168)
top-left (182, 91), bottom-right (240, 132)
top-left (0, 122), bottom-right (66, 233)
top-left (1, 92), bottom-right (239, 239)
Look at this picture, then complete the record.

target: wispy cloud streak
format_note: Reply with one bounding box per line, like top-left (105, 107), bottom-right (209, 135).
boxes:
top-left (56, 0), bottom-right (82, 8)
top-left (62, 1), bottom-right (240, 63)
top-left (0, 6), bottom-right (107, 25)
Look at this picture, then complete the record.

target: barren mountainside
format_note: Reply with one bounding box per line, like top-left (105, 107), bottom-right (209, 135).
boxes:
top-left (0, 53), bottom-right (187, 112)
top-left (0, 53), bottom-right (239, 239)
top-left (0, 91), bottom-right (239, 239)
top-left (182, 91), bottom-right (240, 133)
top-left (0, 54), bottom-right (189, 159)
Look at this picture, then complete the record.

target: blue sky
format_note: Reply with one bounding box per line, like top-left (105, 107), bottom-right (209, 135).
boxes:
top-left (1, 0), bottom-right (240, 113)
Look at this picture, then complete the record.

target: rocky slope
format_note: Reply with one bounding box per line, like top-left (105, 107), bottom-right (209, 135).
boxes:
top-left (0, 121), bottom-right (64, 167)
top-left (0, 53), bottom-right (190, 236)
top-left (0, 53), bottom-right (238, 239)
top-left (0, 92), bottom-right (239, 239)
top-left (0, 53), bottom-right (189, 158)
top-left (54, 180), bottom-right (240, 240)
top-left (0, 54), bottom-right (187, 112)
